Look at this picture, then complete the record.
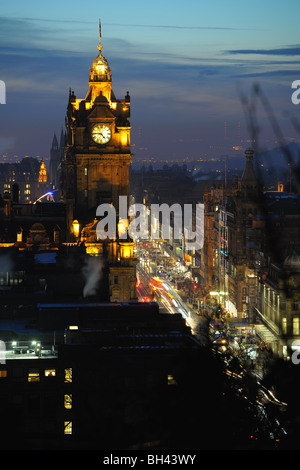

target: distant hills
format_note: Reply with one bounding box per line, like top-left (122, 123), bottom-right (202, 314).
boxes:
top-left (131, 142), bottom-right (300, 189)
top-left (255, 142), bottom-right (300, 170)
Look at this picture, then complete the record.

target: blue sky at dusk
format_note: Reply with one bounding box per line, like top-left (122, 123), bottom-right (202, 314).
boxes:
top-left (0, 0), bottom-right (300, 163)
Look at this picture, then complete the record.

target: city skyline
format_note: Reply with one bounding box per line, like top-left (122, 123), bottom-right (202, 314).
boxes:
top-left (0, 1), bottom-right (300, 163)
top-left (0, 3), bottom-right (300, 452)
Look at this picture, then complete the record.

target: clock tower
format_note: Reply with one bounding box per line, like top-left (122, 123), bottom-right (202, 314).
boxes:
top-left (60, 21), bottom-right (137, 302)
top-left (61, 20), bottom-right (132, 224)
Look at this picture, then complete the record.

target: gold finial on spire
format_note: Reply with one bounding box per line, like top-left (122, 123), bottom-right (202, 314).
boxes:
top-left (98, 19), bottom-right (102, 52)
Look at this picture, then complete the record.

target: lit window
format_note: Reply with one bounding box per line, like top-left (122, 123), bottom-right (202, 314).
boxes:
top-left (64, 368), bottom-right (72, 383)
top-left (121, 131), bottom-right (128, 146)
top-left (282, 317), bottom-right (287, 335)
top-left (28, 369), bottom-right (40, 382)
top-left (64, 421), bottom-right (72, 434)
top-left (54, 230), bottom-right (59, 243)
top-left (84, 168), bottom-right (88, 176)
top-left (64, 394), bottom-right (72, 409)
top-left (121, 246), bottom-right (132, 258)
top-left (0, 370), bottom-right (7, 378)
top-left (45, 369), bottom-right (56, 377)
top-left (293, 317), bottom-right (300, 336)
top-left (167, 374), bottom-right (177, 386)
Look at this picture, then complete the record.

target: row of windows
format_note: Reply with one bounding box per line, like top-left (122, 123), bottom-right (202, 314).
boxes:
top-left (0, 276), bottom-right (24, 285)
top-left (0, 367), bottom-right (176, 385)
top-left (282, 317), bottom-right (300, 335)
top-left (3, 184), bottom-right (30, 191)
top-left (0, 367), bottom-right (73, 383)
top-left (28, 369), bottom-right (56, 381)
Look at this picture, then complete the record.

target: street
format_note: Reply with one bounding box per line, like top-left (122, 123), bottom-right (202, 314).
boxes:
top-left (135, 240), bottom-right (207, 343)
top-left (134, 239), bottom-right (288, 447)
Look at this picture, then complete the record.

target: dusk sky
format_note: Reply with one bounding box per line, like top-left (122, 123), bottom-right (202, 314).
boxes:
top-left (1, 0), bottom-right (300, 164)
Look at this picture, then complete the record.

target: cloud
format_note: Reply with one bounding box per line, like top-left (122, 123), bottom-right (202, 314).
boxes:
top-left (15, 17), bottom-right (94, 25)
top-left (233, 69), bottom-right (300, 78)
top-left (12, 16), bottom-right (256, 32)
top-left (0, 15), bottom-right (297, 160)
top-left (0, 45), bottom-right (90, 101)
top-left (106, 22), bottom-right (253, 31)
top-left (0, 16), bottom-right (94, 54)
top-left (226, 46), bottom-right (300, 56)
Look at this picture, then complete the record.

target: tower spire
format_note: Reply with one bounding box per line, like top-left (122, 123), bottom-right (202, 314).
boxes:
top-left (86, 19), bottom-right (112, 103)
top-left (240, 148), bottom-right (259, 199)
top-left (98, 19), bottom-right (102, 52)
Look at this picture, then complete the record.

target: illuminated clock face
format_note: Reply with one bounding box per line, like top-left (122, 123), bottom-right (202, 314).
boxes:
top-left (91, 124), bottom-right (112, 144)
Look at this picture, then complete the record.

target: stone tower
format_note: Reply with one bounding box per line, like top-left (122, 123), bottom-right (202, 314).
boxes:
top-left (60, 20), bottom-right (132, 225)
top-left (60, 20), bottom-right (137, 302)
top-left (49, 133), bottom-right (63, 187)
